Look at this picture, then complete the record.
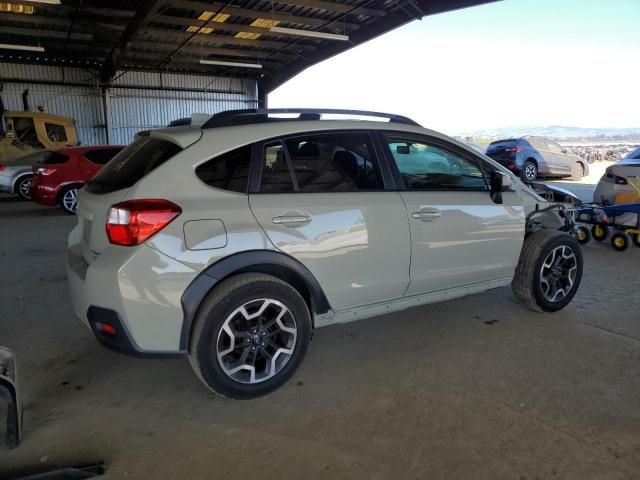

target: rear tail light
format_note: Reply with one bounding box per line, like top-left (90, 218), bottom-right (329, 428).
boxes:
top-left (606, 171), bottom-right (628, 185)
top-left (0, 164), bottom-right (5, 172)
top-left (36, 167), bottom-right (56, 176)
top-left (95, 322), bottom-right (118, 335)
top-left (106, 199), bottom-right (181, 246)
top-left (615, 176), bottom-right (628, 185)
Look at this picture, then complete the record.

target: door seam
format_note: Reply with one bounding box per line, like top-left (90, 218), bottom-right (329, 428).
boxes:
top-left (397, 192), bottom-right (413, 297)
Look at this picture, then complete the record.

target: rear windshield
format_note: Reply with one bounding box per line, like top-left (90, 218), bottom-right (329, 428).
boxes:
top-left (486, 140), bottom-right (518, 151)
top-left (40, 151), bottom-right (70, 164)
top-left (627, 147), bottom-right (640, 160)
top-left (86, 138), bottom-right (182, 194)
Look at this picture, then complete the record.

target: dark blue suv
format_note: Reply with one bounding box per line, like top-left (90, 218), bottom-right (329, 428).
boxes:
top-left (486, 136), bottom-right (588, 182)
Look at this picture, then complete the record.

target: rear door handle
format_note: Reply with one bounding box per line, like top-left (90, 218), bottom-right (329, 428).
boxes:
top-left (272, 214), bottom-right (311, 226)
top-left (412, 208), bottom-right (441, 222)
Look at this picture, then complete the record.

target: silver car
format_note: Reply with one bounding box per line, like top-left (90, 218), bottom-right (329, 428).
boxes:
top-left (593, 147), bottom-right (640, 204)
top-left (0, 151), bottom-right (49, 199)
top-left (67, 109), bottom-right (583, 399)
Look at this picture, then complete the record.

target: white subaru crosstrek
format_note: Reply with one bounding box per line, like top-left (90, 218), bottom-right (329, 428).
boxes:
top-left (67, 109), bottom-right (583, 399)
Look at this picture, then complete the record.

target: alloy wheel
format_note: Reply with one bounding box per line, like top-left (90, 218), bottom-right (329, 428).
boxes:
top-left (18, 177), bottom-right (32, 199)
top-left (62, 188), bottom-right (78, 213)
top-left (525, 164), bottom-right (537, 181)
top-left (216, 299), bottom-right (297, 384)
top-left (539, 245), bottom-right (578, 302)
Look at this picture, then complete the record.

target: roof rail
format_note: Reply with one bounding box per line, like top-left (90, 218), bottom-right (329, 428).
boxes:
top-left (201, 108), bottom-right (421, 129)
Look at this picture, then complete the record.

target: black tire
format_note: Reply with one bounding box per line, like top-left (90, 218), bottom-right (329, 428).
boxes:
top-left (576, 226), bottom-right (590, 244)
top-left (189, 273), bottom-right (312, 399)
top-left (633, 234), bottom-right (640, 248)
top-left (521, 160), bottom-right (538, 182)
top-left (611, 233), bottom-right (628, 252)
top-left (59, 186), bottom-right (79, 214)
top-left (512, 230), bottom-right (583, 313)
top-left (591, 224), bottom-right (608, 241)
top-left (571, 162), bottom-right (584, 181)
top-left (15, 175), bottom-right (33, 200)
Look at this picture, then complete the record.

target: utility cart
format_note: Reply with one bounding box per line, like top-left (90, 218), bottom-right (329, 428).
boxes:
top-left (575, 202), bottom-right (640, 251)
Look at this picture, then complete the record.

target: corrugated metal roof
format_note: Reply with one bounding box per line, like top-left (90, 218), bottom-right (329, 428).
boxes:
top-left (0, 1), bottom-right (497, 91)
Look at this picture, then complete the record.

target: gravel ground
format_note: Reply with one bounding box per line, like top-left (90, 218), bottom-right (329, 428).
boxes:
top-left (1, 196), bottom-right (639, 480)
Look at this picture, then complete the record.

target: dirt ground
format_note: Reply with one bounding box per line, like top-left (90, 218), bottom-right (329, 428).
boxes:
top-left (1, 194), bottom-right (639, 480)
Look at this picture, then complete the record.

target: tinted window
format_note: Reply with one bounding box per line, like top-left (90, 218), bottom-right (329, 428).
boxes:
top-left (387, 138), bottom-right (487, 191)
top-left (84, 148), bottom-right (124, 165)
top-left (285, 133), bottom-right (382, 192)
top-left (45, 123), bottom-right (67, 142)
top-left (41, 151), bottom-right (70, 164)
top-left (486, 140), bottom-right (517, 152)
top-left (260, 142), bottom-right (295, 193)
top-left (628, 148), bottom-right (640, 160)
top-left (87, 138), bottom-right (182, 194)
top-left (196, 145), bottom-right (251, 193)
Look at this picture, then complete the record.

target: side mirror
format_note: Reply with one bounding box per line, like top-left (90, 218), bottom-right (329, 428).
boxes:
top-left (490, 171), bottom-right (512, 204)
top-left (396, 145), bottom-right (410, 155)
top-left (0, 347), bottom-right (22, 449)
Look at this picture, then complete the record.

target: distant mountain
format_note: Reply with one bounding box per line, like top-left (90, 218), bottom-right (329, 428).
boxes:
top-left (461, 125), bottom-right (640, 140)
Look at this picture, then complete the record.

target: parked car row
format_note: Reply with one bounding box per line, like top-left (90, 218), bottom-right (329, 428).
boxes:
top-left (485, 136), bottom-right (589, 182)
top-left (1, 145), bottom-right (124, 213)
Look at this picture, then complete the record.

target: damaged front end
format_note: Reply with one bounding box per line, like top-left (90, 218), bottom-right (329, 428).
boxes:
top-left (0, 346), bottom-right (22, 449)
top-left (522, 183), bottom-right (579, 237)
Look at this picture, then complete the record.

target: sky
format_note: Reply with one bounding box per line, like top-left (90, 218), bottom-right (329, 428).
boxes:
top-left (270, 0), bottom-right (640, 136)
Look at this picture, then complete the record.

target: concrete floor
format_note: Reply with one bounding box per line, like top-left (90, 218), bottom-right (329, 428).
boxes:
top-left (1, 194), bottom-right (639, 480)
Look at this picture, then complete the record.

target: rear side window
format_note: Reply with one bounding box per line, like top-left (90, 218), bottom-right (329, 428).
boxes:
top-left (195, 145), bottom-right (251, 193)
top-left (84, 148), bottom-right (123, 165)
top-left (86, 138), bottom-right (181, 194)
top-left (45, 123), bottom-right (67, 142)
top-left (259, 132), bottom-right (383, 193)
top-left (40, 151), bottom-right (70, 164)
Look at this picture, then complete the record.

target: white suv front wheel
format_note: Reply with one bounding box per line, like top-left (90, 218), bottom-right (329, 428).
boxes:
top-left (189, 273), bottom-right (312, 399)
top-left (512, 230), bottom-right (583, 312)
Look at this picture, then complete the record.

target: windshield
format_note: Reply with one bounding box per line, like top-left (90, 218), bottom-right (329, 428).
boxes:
top-left (486, 140), bottom-right (518, 151)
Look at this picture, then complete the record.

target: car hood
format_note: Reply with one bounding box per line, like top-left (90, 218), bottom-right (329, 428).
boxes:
top-left (526, 182), bottom-right (582, 206)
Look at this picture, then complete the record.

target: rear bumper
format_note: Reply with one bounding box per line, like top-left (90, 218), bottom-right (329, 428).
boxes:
top-left (66, 236), bottom-right (199, 356)
top-left (0, 173), bottom-right (14, 193)
top-left (86, 306), bottom-right (183, 358)
top-left (31, 182), bottom-right (58, 206)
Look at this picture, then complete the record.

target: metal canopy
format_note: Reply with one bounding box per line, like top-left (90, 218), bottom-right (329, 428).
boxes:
top-left (0, 0), bottom-right (497, 93)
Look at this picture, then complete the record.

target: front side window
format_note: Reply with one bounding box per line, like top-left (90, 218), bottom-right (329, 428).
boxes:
top-left (387, 138), bottom-right (487, 191)
top-left (195, 145), bottom-right (251, 193)
top-left (45, 123), bottom-right (68, 142)
top-left (259, 132), bottom-right (383, 193)
top-left (547, 141), bottom-right (563, 154)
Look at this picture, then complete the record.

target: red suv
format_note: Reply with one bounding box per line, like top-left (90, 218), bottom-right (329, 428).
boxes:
top-left (31, 146), bottom-right (124, 214)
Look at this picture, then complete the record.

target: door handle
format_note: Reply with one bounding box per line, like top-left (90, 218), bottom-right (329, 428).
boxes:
top-left (272, 214), bottom-right (311, 225)
top-left (412, 209), bottom-right (441, 221)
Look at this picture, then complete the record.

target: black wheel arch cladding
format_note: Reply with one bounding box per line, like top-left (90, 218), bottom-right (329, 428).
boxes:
top-left (179, 250), bottom-right (331, 351)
